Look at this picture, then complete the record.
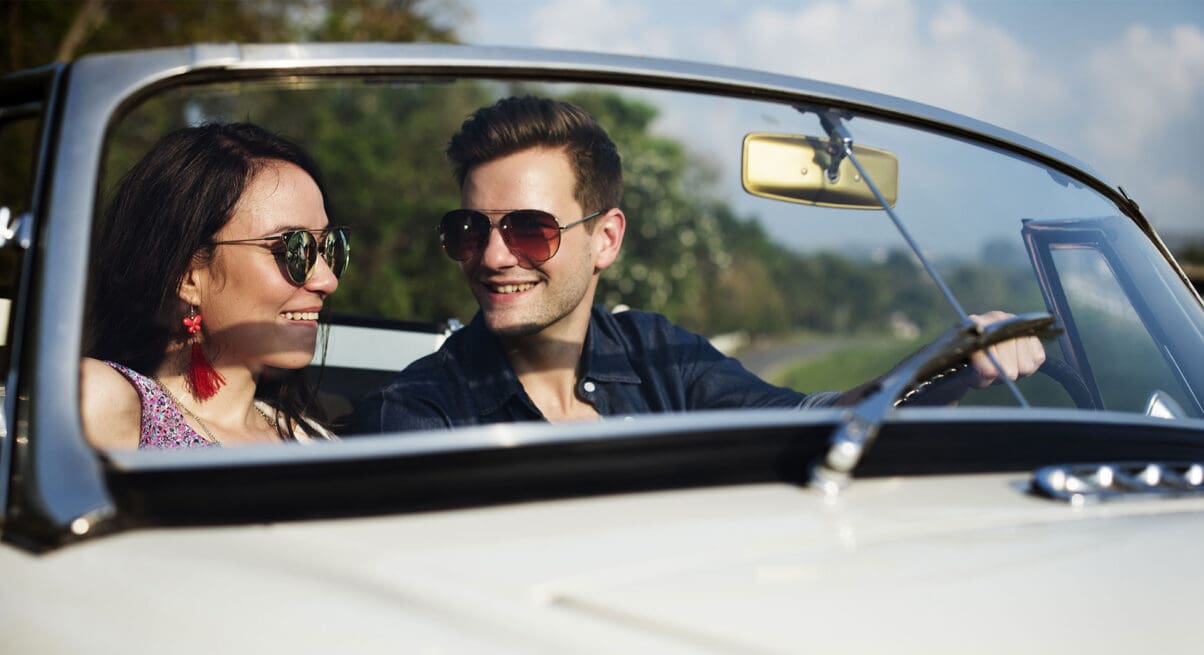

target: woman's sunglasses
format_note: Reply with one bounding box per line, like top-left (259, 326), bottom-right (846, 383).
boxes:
top-left (438, 209), bottom-right (602, 266)
top-left (212, 226), bottom-right (351, 285)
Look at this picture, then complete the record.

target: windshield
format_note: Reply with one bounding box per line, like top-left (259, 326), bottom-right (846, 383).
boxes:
top-left (91, 73), bottom-right (1204, 447)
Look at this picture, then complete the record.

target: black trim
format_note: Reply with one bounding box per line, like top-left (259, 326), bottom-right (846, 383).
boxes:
top-left (104, 423), bottom-right (831, 529)
top-left (99, 417), bottom-right (1204, 534)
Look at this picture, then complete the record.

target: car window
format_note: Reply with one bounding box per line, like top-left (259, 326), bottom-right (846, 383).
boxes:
top-left (1051, 246), bottom-right (1195, 413)
top-left (89, 73), bottom-right (1204, 440)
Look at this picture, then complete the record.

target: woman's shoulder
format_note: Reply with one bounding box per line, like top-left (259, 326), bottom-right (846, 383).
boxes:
top-left (79, 358), bottom-right (143, 449)
top-left (80, 357), bottom-right (145, 397)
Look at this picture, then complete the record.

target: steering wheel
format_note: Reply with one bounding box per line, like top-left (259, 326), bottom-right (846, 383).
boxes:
top-left (903, 358), bottom-right (1096, 409)
top-left (1035, 358), bottom-right (1096, 409)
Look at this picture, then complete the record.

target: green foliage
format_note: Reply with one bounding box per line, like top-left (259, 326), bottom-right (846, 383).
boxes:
top-left (107, 80), bottom-right (489, 322)
top-left (305, 82), bottom-right (486, 321)
top-left (1, 0), bottom-right (460, 74)
top-left (6, 0), bottom-right (1050, 338)
top-left (7, 1), bottom-right (1141, 410)
top-left (3, 0), bottom-right (464, 318)
top-left (569, 91), bottom-right (731, 330)
top-left (97, 76), bottom-right (1053, 337)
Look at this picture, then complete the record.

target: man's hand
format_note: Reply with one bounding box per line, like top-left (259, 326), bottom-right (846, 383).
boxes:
top-left (967, 310), bottom-right (1047, 388)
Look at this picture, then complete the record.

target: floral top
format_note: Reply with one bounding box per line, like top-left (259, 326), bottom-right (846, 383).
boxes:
top-left (105, 361), bottom-right (216, 449)
top-left (104, 361), bottom-right (334, 449)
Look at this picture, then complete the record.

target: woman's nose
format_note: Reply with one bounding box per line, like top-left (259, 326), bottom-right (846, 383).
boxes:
top-left (305, 254), bottom-right (340, 295)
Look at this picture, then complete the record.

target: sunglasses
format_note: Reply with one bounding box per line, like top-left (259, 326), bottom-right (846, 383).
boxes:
top-left (212, 226), bottom-right (351, 285)
top-left (438, 209), bottom-right (603, 265)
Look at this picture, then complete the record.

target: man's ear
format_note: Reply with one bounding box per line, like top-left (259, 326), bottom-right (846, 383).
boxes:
top-left (593, 208), bottom-right (625, 272)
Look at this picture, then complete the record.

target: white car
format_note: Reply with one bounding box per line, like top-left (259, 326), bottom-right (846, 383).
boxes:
top-left (1, 44), bottom-right (1202, 653)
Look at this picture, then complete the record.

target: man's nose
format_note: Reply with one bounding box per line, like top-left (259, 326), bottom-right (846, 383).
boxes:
top-left (478, 224), bottom-right (519, 269)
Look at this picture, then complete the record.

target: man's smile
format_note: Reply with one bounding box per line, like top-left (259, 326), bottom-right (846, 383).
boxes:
top-left (485, 281), bottom-right (538, 294)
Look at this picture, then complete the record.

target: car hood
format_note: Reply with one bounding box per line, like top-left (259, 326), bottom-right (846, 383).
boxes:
top-left (5, 472), bottom-right (1202, 653)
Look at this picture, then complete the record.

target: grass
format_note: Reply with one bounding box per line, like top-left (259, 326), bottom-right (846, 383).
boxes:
top-left (767, 332), bottom-right (1080, 408)
top-left (769, 335), bottom-right (922, 392)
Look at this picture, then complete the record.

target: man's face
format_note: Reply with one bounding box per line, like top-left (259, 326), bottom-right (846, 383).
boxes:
top-left (458, 147), bottom-right (601, 340)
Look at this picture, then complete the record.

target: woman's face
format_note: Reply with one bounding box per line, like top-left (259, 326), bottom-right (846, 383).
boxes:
top-left (190, 161), bottom-right (339, 373)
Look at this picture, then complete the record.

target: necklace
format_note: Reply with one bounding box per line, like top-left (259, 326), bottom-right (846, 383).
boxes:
top-left (255, 401), bottom-right (279, 430)
top-left (153, 376), bottom-right (278, 444)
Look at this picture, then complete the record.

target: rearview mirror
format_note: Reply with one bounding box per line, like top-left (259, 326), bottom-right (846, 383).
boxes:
top-left (742, 133), bottom-right (898, 209)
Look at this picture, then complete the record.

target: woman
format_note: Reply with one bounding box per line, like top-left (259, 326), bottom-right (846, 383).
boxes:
top-left (81, 123), bottom-right (349, 448)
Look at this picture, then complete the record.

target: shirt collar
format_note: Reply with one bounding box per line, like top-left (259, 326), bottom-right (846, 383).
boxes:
top-left (581, 305), bottom-right (643, 385)
top-left (458, 306), bottom-right (645, 418)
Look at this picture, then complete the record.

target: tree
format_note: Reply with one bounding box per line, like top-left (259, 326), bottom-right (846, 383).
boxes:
top-left (1, 0), bottom-right (460, 75)
top-left (1, 1), bottom-right (463, 289)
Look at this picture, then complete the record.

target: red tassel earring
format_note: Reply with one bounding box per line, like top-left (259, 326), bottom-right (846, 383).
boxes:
top-left (183, 306), bottom-right (224, 400)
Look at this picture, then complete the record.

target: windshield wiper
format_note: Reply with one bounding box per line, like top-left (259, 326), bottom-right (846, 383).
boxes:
top-left (811, 312), bottom-right (1062, 496)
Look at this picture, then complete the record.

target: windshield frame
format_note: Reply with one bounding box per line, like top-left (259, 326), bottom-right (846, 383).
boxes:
top-left (10, 43), bottom-right (1203, 550)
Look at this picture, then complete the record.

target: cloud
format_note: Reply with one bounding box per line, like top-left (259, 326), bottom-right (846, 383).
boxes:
top-left (466, 0), bottom-right (1204, 235)
top-left (526, 0), bottom-right (677, 58)
top-left (1074, 23), bottom-right (1204, 231)
top-left (1081, 23), bottom-right (1204, 159)
top-left (713, 2), bottom-right (1204, 234)
top-left (712, 0), bottom-right (1068, 131)
top-left (489, 0), bottom-right (1066, 127)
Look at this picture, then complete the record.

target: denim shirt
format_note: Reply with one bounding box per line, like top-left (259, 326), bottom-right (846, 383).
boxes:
top-left (355, 305), bottom-right (839, 433)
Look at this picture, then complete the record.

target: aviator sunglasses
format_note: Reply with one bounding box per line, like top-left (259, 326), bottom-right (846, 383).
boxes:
top-left (211, 226), bottom-right (351, 285)
top-left (438, 209), bottom-right (603, 265)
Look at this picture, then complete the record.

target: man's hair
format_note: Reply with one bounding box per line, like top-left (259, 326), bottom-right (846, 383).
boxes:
top-left (446, 96), bottom-right (622, 216)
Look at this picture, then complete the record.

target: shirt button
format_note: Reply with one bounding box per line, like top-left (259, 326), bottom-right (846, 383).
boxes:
top-left (582, 381), bottom-right (597, 393)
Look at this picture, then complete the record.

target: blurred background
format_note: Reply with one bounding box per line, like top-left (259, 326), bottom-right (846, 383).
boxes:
top-left (5, 0), bottom-right (1195, 408)
top-left (4, 0), bottom-right (1201, 284)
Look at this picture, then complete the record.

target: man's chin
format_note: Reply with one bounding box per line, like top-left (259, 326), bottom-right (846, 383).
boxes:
top-left (484, 316), bottom-right (544, 339)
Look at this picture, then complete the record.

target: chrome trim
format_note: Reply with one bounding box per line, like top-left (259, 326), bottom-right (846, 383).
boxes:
top-left (1033, 462), bottom-right (1204, 504)
top-left (0, 208), bottom-right (32, 250)
top-left (64, 43), bottom-right (1119, 200)
top-left (1145, 390), bottom-right (1188, 419)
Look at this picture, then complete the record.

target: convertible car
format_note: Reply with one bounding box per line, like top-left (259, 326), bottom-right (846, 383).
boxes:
top-left (1, 44), bottom-right (1202, 652)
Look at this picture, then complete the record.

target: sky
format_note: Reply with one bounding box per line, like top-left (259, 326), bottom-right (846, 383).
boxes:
top-left (455, 0), bottom-right (1204, 246)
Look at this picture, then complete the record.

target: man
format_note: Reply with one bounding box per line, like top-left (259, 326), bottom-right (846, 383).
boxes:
top-left (356, 96), bottom-right (1044, 432)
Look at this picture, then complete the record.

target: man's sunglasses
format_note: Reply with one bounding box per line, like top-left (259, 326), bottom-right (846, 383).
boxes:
top-left (438, 209), bottom-right (602, 265)
top-left (212, 226), bottom-right (351, 285)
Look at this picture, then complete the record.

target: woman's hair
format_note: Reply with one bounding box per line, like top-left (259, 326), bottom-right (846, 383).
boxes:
top-left (86, 122), bottom-right (331, 439)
